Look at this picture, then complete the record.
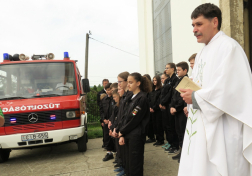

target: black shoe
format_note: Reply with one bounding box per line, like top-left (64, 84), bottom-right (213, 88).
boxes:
top-left (168, 147), bottom-right (179, 155)
top-left (153, 141), bottom-right (164, 146)
top-left (172, 152), bottom-right (181, 160)
top-left (146, 138), bottom-right (156, 143)
top-left (113, 159), bottom-right (118, 164)
top-left (114, 163), bottom-right (121, 168)
top-left (102, 153), bottom-right (114, 161)
top-left (164, 147), bottom-right (172, 152)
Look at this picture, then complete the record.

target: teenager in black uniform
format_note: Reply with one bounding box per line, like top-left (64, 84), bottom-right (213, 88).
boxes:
top-left (97, 79), bottom-right (109, 148)
top-left (118, 72), bottom-right (152, 176)
top-left (170, 62), bottom-right (189, 162)
top-left (149, 75), bottom-right (164, 146)
top-left (100, 83), bottom-right (115, 161)
top-left (159, 72), bottom-right (170, 150)
top-left (108, 89), bottom-right (121, 165)
top-left (144, 74), bottom-right (155, 144)
top-left (112, 72), bottom-right (133, 176)
top-left (159, 63), bottom-right (179, 153)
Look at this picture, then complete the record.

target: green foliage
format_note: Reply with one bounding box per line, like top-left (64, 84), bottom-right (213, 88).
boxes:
top-left (87, 123), bottom-right (103, 139)
top-left (86, 85), bottom-right (104, 123)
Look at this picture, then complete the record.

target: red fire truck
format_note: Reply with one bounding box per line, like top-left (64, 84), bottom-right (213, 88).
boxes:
top-left (0, 52), bottom-right (89, 162)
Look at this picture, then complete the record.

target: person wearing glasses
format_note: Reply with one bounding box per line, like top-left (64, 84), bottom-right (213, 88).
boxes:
top-left (113, 71), bottom-right (132, 176)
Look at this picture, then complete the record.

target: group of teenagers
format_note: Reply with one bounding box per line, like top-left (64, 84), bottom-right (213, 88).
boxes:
top-left (97, 54), bottom-right (196, 176)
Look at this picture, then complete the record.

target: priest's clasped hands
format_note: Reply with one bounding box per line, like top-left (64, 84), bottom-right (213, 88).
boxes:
top-left (179, 88), bottom-right (193, 104)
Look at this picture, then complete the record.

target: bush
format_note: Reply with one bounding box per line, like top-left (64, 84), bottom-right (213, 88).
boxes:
top-left (86, 84), bottom-right (103, 123)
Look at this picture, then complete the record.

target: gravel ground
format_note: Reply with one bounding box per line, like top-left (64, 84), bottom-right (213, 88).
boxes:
top-left (0, 138), bottom-right (179, 176)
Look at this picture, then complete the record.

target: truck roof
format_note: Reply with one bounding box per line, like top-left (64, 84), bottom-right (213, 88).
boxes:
top-left (0, 59), bottom-right (77, 65)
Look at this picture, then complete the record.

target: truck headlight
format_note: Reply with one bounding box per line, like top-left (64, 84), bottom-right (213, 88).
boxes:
top-left (66, 111), bottom-right (80, 118)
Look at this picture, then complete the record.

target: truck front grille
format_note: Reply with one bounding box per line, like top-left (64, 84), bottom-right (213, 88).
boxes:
top-left (4, 110), bottom-right (62, 126)
top-left (12, 122), bottom-right (55, 131)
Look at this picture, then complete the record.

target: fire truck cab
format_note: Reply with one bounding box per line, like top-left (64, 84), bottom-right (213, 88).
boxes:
top-left (0, 52), bottom-right (89, 162)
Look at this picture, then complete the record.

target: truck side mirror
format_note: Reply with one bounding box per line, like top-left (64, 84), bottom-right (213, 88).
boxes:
top-left (82, 79), bottom-right (90, 93)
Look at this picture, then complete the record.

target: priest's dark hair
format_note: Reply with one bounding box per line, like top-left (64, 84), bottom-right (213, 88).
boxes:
top-left (176, 62), bottom-right (189, 73)
top-left (130, 72), bottom-right (152, 93)
top-left (105, 83), bottom-right (112, 90)
top-left (191, 3), bottom-right (222, 30)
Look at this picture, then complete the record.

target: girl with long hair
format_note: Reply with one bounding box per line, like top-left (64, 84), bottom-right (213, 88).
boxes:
top-left (118, 72), bottom-right (152, 176)
top-left (149, 75), bottom-right (164, 146)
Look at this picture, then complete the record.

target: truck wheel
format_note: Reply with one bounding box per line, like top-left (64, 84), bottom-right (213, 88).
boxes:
top-left (0, 149), bottom-right (11, 163)
top-left (77, 132), bottom-right (87, 152)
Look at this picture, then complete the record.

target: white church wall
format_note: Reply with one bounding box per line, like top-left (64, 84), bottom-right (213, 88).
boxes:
top-left (137, 0), bottom-right (220, 76)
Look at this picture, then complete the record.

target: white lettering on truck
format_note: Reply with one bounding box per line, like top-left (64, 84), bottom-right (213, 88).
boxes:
top-left (2, 103), bottom-right (61, 112)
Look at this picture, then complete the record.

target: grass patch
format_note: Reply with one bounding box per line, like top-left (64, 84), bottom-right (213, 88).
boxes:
top-left (87, 123), bottom-right (103, 139)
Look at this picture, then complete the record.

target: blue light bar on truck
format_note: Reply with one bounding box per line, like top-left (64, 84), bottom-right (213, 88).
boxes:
top-left (64, 52), bottom-right (69, 58)
top-left (10, 118), bottom-right (16, 123)
top-left (50, 115), bottom-right (56, 120)
top-left (3, 53), bottom-right (9, 60)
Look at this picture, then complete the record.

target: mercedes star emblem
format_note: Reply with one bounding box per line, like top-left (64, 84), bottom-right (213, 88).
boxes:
top-left (28, 113), bottom-right (38, 123)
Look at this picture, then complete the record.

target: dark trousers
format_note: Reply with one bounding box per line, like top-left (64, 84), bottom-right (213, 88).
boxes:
top-left (161, 109), bottom-right (169, 141)
top-left (125, 134), bottom-right (145, 176)
top-left (115, 138), bottom-right (122, 164)
top-left (102, 125), bottom-right (104, 145)
top-left (152, 110), bottom-right (164, 142)
top-left (175, 111), bottom-right (187, 148)
top-left (166, 108), bottom-right (179, 148)
top-left (103, 124), bottom-right (114, 151)
top-left (147, 114), bottom-right (155, 139)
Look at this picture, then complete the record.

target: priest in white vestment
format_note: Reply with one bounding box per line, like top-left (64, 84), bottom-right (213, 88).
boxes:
top-left (178, 3), bottom-right (252, 176)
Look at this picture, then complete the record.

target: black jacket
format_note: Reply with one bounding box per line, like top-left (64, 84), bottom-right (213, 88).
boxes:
top-left (119, 91), bottom-right (150, 136)
top-left (160, 73), bottom-right (179, 107)
top-left (149, 88), bottom-right (161, 111)
top-left (109, 105), bottom-right (119, 131)
top-left (115, 91), bottom-right (133, 133)
top-left (170, 75), bottom-right (188, 113)
top-left (97, 89), bottom-right (106, 106)
top-left (99, 95), bottom-right (113, 123)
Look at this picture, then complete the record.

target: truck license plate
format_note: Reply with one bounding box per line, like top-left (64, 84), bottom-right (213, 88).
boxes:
top-left (21, 132), bottom-right (48, 141)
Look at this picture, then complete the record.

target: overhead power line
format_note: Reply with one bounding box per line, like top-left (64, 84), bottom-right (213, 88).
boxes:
top-left (89, 37), bottom-right (139, 58)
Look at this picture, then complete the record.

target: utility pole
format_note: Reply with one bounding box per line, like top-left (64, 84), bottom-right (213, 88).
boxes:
top-left (85, 33), bottom-right (89, 79)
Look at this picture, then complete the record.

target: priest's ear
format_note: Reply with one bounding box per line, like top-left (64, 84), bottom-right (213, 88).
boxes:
top-left (211, 17), bottom-right (219, 31)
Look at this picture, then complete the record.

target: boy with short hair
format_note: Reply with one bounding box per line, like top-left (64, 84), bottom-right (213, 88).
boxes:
top-left (110, 83), bottom-right (118, 92)
top-left (170, 62), bottom-right (189, 162)
top-left (188, 53), bottom-right (197, 70)
top-left (100, 83), bottom-right (115, 161)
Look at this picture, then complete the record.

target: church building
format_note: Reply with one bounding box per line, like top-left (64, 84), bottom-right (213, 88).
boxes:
top-left (137, 0), bottom-right (251, 77)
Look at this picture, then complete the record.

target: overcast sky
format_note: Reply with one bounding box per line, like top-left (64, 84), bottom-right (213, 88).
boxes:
top-left (0, 0), bottom-right (140, 86)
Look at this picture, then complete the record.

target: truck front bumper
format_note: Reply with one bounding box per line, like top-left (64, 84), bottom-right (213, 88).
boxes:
top-left (0, 127), bottom-right (85, 149)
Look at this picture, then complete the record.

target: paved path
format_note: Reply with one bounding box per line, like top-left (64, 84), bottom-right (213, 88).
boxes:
top-left (1, 138), bottom-right (179, 176)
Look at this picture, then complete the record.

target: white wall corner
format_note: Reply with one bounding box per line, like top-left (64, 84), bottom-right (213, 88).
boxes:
top-left (137, 0), bottom-right (155, 77)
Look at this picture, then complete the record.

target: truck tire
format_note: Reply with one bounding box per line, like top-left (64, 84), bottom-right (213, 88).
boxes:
top-left (77, 132), bottom-right (87, 152)
top-left (0, 149), bottom-right (11, 163)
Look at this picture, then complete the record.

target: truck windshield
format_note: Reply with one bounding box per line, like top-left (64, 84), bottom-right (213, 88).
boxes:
top-left (0, 62), bottom-right (77, 100)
